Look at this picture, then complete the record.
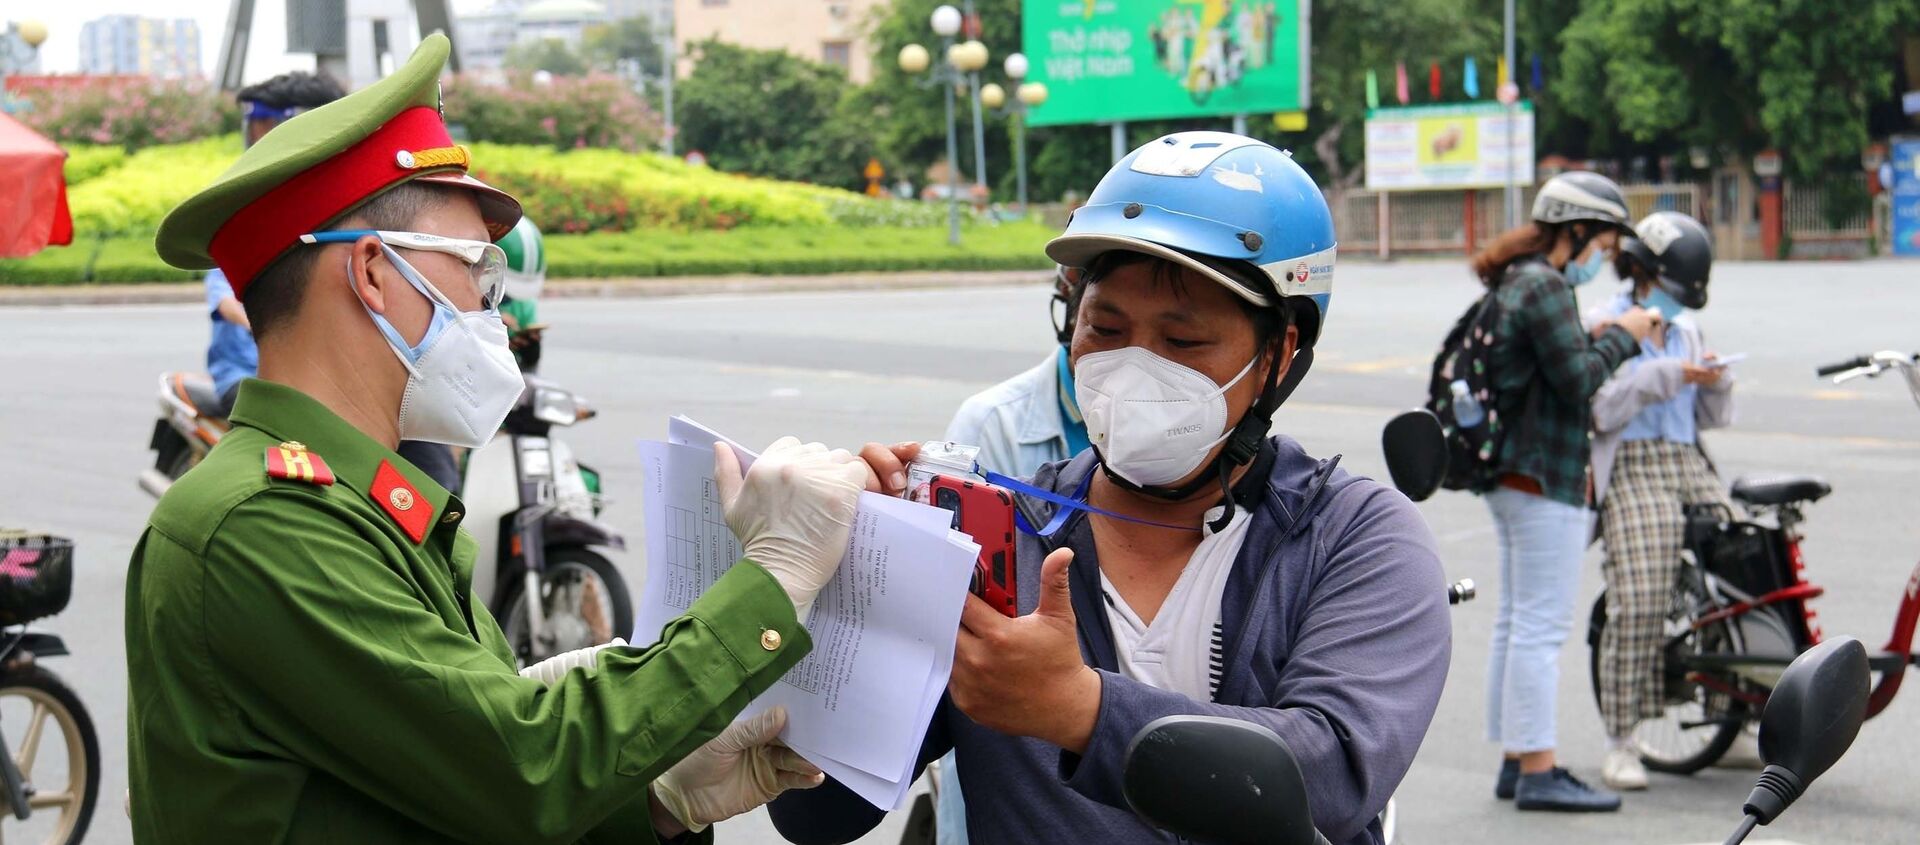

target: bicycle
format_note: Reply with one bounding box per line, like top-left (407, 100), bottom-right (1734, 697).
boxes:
top-left (0, 533), bottom-right (100, 844)
top-left (1585, 350), bottom-right (1920, 774)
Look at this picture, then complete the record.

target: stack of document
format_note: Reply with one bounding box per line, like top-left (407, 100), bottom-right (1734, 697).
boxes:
top-left (632, 417), bottom-right (978, 810)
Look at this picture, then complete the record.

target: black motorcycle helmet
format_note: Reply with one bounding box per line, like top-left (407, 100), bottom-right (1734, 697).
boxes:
top-left (1617, 211), bottom-right (1713, 309)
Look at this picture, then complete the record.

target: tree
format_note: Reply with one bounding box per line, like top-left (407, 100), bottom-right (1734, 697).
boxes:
top-left (504, 38), bottom-right (591, 77)
top-left (583, 17), bottom-right (667, 77)
top-left (1557, 0), bottom-right (1920, 182)
top-left (675, 40), bottom-right (873, 190)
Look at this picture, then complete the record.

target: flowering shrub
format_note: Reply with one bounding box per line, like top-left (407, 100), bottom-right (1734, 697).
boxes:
top-left (443, 73), bottom-right (660, 153)
top-left (17, 77), bottom-right (236, 150)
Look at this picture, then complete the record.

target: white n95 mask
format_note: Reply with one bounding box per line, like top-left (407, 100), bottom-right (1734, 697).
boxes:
top-left (353, 245), bottom-right (525, 448)
top-left (1074, 346), bottom-right (1260, 487)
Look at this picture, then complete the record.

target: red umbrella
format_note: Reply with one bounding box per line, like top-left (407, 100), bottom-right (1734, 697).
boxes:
top-left (0, 111), bottom-right (74, 258)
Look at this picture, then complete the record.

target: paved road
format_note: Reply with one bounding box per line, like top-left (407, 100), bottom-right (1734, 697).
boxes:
top-left (3, 258), bottom-right (1917, 844)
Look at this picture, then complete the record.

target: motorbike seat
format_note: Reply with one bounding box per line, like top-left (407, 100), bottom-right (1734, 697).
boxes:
top-left (173, 373), bottom-right (225, 418)
top-left (1729, 475), bottom-right (1832, 507)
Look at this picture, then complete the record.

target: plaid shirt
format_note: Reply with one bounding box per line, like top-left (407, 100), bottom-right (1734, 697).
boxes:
top-left (1483, 258), bottom-right (1639, 507)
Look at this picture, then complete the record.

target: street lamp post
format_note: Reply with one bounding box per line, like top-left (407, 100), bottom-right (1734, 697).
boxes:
top-left (901, 5), bottom-right (971, 246)
top-left (981, 52), bottom-right (1047, 216)
top-left (960, 1), bottom-right (987, 195)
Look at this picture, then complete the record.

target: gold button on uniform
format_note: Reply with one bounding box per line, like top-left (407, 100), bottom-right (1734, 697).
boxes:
top-left (760, 629), bottom-right (782, 651)
top-left (441, 510), bottom-right (461, 525)
top-left (389, 488), bottom-right (415, 511)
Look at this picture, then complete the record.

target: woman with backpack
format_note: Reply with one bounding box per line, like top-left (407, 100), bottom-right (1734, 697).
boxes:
top-left (1585, 212), bottom-right (1736, 791)
top-left (1469, 172), bottom-right (1661, 812)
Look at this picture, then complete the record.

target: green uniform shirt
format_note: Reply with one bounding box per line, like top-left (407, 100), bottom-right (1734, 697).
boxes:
top-left (127, 379), bottom-right (810, 844)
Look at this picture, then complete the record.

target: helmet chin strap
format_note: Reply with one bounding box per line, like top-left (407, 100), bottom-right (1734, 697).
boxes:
top-left (1098, 346), bottom-right (1316, 532)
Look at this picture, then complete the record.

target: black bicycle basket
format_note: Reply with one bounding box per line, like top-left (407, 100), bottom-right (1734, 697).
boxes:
top-left (1685, 505), bottom-right (1796, 599)
top-left (0, 533), bottom-right (75, 625)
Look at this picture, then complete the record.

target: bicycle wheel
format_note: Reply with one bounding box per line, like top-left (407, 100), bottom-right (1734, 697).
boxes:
top-left (1587, 581), bottom-right (1747, 775)
top-left (502, 547), bottom-right (634, 667)
top-left (0, 665), bottom-right (100, 845)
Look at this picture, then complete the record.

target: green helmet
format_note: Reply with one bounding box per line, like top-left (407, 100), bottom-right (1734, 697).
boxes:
top-left (497, 216), bottom-right (546, 301)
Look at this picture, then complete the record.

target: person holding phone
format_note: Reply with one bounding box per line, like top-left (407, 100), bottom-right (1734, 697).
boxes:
top-left (1586, 211), bottom-right (1738, 791)
top-left (772, 132), bottom-right (1451, 845)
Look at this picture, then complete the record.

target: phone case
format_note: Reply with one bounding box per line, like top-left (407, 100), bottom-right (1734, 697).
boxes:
top-left (930, 475), bottom-right (1019, 618)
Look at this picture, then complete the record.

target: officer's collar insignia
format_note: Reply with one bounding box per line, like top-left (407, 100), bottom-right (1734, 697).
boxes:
top-left (371, 460), bottom-right (433, 544)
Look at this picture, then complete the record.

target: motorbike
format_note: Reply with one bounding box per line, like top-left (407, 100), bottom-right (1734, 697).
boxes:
top-left (138, 366), bottom-right (633, 666)
top-left (139, 372), bottom-right (226, 499)
top-left (1120, 635), bottom-right (1872, 845)
top-left (461, 374), bottom-right (633, 666)
top-left (0, 533), bottom-right (100, 845)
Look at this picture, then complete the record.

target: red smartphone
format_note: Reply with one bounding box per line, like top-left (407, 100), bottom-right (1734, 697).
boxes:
top-left (930, 475), bottom-right (1019, 617)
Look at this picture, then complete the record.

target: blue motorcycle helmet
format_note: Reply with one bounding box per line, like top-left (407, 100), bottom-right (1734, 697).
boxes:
top-left (1049, 131), bottom-right (1337, 347)
top-left (1046, 131), bottom-right (1338, 519)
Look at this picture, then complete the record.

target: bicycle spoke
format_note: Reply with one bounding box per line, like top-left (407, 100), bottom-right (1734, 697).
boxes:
top-left (15, 703), bottom-right (47, 780)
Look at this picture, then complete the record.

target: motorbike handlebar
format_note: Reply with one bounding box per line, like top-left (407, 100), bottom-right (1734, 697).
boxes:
top-left (1816, 356), bottom-right (1872, 377)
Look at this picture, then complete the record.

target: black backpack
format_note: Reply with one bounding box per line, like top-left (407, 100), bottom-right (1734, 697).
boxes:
top-left (1427, 283), bottom-right (1516, 492)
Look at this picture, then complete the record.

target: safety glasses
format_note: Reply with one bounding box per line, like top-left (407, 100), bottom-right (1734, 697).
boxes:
top-left (300, 229), bottom-right (508, 311)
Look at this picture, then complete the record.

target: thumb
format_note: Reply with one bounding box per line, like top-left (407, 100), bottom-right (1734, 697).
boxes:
top-left (1035, 548), bottom-right (1076, 620)
top-left (716, 706), bottom-right (786, 754)
top-left (713, 442), bottom-right (744, 508)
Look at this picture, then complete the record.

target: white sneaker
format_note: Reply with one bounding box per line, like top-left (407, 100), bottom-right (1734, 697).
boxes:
top-left (1603, 747), bottom-right (1649, 791)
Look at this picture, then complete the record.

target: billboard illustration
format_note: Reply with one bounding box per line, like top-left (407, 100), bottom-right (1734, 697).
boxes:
top-left (1364, 101), bottom-right (1536, 191)
top-left (1022, 0), bottom-right (1309, 127)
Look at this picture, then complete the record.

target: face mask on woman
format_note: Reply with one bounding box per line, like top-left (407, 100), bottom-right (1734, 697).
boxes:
top-left (1563, 245), bottom-right (1611, 287)
top-left (1074, 346), bottom-right (1260, 487)
top-left (1638, 286), bottom-right (1685, 321)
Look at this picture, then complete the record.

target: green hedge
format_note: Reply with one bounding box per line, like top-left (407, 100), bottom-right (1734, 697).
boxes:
top-left (0, 222), bottom-right (1056, 286)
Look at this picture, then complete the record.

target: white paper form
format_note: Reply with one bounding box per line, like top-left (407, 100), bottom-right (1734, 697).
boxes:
top-left (634, 419), bottom-right (976, 809)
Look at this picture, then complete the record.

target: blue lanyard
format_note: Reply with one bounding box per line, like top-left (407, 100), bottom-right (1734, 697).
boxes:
top-left (980, 467), bottom-right (1201, 536)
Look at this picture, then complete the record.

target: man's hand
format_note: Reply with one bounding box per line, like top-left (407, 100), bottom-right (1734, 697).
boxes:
top-left (857, 441), bottom-right (923, 496)
top-left (949, 548), bottom-right (1101, 754)
top-left (714, 437), bottom-right (869, 614)
top-left (1682, 362), bottom-right (1724, 387)
top-left (652, 707), bottom-right (824, 834)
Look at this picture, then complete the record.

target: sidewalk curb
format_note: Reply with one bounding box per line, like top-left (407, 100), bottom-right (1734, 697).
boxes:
top-left (0, 269), bottom-right (1052, 307)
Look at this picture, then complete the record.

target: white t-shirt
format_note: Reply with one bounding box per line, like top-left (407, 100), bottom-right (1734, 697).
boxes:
top-left (1099, 507), bottom-right (1252, 701)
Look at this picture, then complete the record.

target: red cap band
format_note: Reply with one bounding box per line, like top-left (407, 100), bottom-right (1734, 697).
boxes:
top-left (208, 107), bottom-right (456, 296)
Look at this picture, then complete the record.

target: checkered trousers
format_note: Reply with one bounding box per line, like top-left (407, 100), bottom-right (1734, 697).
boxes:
top-left (1596, 440), bottom-right (1734, 738)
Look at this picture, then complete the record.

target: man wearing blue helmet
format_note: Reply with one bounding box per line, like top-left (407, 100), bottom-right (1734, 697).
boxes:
top-left (774, 133), bottom-right (1450, 845)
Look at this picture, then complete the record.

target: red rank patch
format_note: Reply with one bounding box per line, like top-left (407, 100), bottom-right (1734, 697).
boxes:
top-left (371, 459), bottom-right (432, 543)
top-left (264, 443), bottom-right (335, 486)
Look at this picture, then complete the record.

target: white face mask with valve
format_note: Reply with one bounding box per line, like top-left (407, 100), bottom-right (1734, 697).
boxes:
top-left (1074, 346), bottom-right (1261, 487)
top-left (352, 244), bottom-right (524, 448)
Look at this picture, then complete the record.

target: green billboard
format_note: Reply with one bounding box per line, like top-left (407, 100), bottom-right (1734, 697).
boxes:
top-left (1022, 0), bottom-right (1309, 128)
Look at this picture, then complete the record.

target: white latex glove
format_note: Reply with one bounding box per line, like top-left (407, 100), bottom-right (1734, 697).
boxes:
top-left (653, 706), bottom-right (825, 832)
top-left (517, 638), bottom-right (627, 686)
top-left (713, 437), bottom-right (867, 615)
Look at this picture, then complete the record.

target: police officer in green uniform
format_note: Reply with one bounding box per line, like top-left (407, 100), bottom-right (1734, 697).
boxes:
top-left (127, 35), bottom-right (871, 843)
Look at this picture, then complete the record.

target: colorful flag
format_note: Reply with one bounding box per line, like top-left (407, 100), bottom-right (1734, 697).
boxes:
top-left (1395, 61), bottom-right (1409, 105)
top-left (1464, 57), bottom-right (1480, 98)
top-left (1496, 56), bottom-right (1510, 89)
top-left (1365, 69), bottom-right (1379, 110)
top-left (1428, 62), bottom-right (1441, 99)
top-left (1531, 54), bottom-right (1544, 93)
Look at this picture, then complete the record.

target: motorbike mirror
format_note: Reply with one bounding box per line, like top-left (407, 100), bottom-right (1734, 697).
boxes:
top-left (1382, 409), bottom-right (1448, 502)
top-left (1739, 637), bottom-right (1870, 827)
top-left (1123, 715), bottom-right (1327, 845)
